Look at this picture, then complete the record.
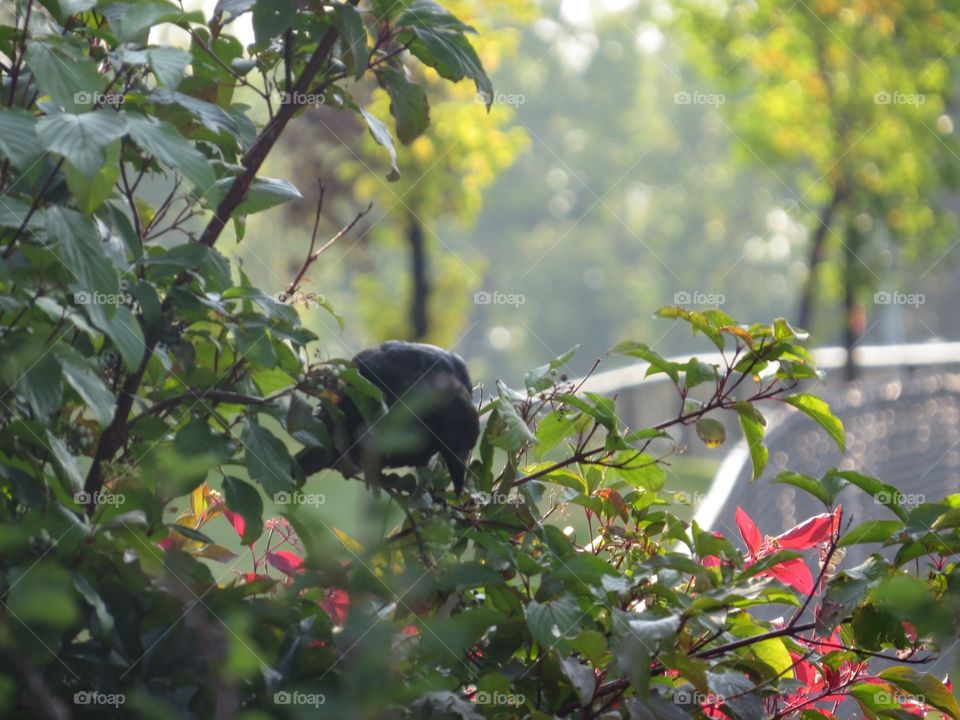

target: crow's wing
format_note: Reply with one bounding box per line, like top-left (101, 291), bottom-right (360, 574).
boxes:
top-left (354, 341), bottom-right (473, 404)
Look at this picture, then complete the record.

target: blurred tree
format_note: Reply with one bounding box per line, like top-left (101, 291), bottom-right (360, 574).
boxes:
top-left (242, 0), bottom-right (534, 350)
top-left (677, 0), bottom-right (960, 378)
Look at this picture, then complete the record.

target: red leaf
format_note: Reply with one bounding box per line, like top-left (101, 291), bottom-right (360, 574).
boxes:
top-left (266, 550), bottom-right (304, 576)
top-left (776, 512), bottom-right (836, 550)
top-left (767, 556), bottom-right (814, 595)
top-left (401, 625), bottom-right (419, 637)
top-left (319, 588), bottom-right (350, 625)
top-left (735, 507), bottom-right (762, 554)
top-left (223, 508), bottom-right (245, 539)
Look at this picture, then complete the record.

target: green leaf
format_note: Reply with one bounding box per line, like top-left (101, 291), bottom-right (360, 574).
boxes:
top-left (376, 68), bottom-right (430, 144)
top-left (26, 39), bottom-right (102, 111)
top-left (223, 476), bottom-right (264, 545)
top-left (242, 422), bottom-right (293, 496)
top-left (612, 451), bottom-right (665, 491)
top-left (47, 206), bottom-right (120, 301)
top-left (683, 357), bottom-right (717, 389)
top-left (45, 430), bottom-right (84, 493)
top-left (735, 402), bottom-right (768, 481)
top-left (252, 0), bottom-right (298, 45)
top-left (98, 306), bottom-right (146, 371)
top-left (205, 176), bottom-right (302, 214)
top-left (784, 394), bottom-right (845, 452)
top-left (695, 418), bottom-right (726, 448)
top-left (524, 345), bottom-right (578, 392)
top-left (147, 47), bottom-right (191, 88)
top-left (610, 341), bottom-right (679, 382)
top-left (124, 112), bottom-right (217, 191)
top-left (36, 111), bottom-right (127, 176)
top-left (613, 610), bottom-right (681, 650)
top-left (333, 4), bottom-right (370, 80)
top-left (6, 563), bottom-right (79, 627)
top-left (750, 637), bottom-right (792, 678)
top-left (525, 596), bottom-right (582, 651)
top-left (16, 346), bottom-right (63, 419)
top-left (560, 657), bottom-right (596, 708)
top-left (533, 410), bottom-right (577, 460)
top-left (771, 471), bottom-right (829, 505)
top-left (55, 345), bottom-right (116, 426)
top-left (878, 666), bottom-right (960, 718)
top-left (840, 520), bottom-right (903, 546)
top-left (0, 108), bottom-right (44, 170)
top-left (359, 108), bottom-right (401, 181)
top-left (109, 0), bottom-right (186, 42)
top-left (149, 88), bottom-right (240, 138)
top-left (63, 138), bottom-right (121, 212)
top-left (234, 324), bottom-right (278, 369)
top-left (707, 671), bottom-right (763, 720)
top-left (486, 390), bottom-right (536, 452)
top-left (825, 469), bottom-right (908, 522)
top-left (398, 6), bottom-right (493, 105)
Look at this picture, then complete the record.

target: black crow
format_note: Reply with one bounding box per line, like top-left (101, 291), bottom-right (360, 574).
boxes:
top-left (296, 341), bottom-right (479, 493)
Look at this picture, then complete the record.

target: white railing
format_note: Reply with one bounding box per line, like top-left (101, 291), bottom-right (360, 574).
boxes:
top-left (575, 342), bottom-right (960, 530)
top-left (579, 342), bottom-right (960, 395)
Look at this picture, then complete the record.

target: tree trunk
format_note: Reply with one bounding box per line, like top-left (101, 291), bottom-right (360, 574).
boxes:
top-left (843, 226), bottom-right (859, 381)
top-left (408, 215), bottom-right (429, 340)
top-left (797, 188), bottom-right (842, 330)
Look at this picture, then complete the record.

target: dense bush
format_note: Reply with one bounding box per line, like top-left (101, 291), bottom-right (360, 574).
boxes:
top-left (0, 1), bottom-right (959, 718)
